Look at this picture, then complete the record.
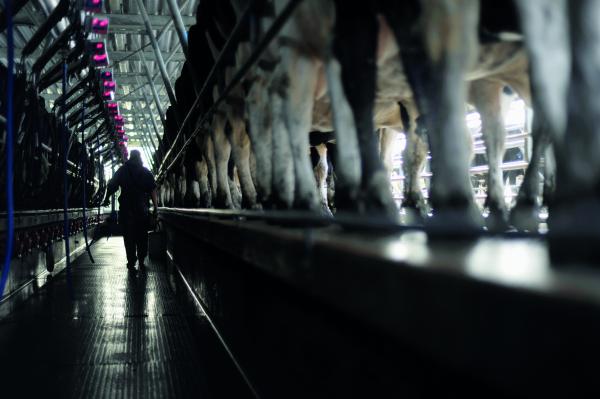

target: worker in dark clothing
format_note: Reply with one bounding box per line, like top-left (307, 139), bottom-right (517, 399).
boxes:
top-left (104, 150), bottom-right (158, 270)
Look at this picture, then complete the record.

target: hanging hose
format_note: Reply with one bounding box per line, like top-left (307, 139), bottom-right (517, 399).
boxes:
top-left (0, 0), bottom-right (15, 299)
top-left (61, 58), bottom-right (73, 296)
top-left (80, 100), bottom-right (94, 263)
top-left (111, 158), bottom-right (116, 214)
top-left (104, 157), bottom-right (117, 241)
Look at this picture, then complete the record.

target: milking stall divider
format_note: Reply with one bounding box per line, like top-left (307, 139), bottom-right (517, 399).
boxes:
top-left (1, 0), bottom-right (600, 398)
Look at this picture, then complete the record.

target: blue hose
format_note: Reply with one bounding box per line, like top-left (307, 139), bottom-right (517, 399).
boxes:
top-left (80, 100), bottom-right (94, 263)
top-left (61, 59), bottom-right (73, 296)
top-left (0, 0), bottom-right (15, 299)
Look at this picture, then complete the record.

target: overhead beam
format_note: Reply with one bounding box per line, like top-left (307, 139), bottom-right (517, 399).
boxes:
top-left (109, 0), bottom-right (192, 67)
top-left (113, 50), bottom-right (185, 63)
top-left (0, 49), bottom-right (187, 63)
top-left (97, 13), bottom-right (195, 28)
top-left (13, 13), bottom-right (196, 34)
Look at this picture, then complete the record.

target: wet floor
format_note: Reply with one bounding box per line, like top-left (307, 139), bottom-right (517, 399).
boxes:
top-left (0, 238), bottom-right (228, 398)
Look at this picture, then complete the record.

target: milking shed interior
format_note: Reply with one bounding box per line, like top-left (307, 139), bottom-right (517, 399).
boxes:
top-left (1, 0), bottom-right (600, 398)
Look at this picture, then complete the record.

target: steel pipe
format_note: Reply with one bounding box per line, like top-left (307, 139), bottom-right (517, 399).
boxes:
top-left (139, 139), bottom-right (154, 169)
top-left (139, 85), bottom-right (165, 145)
top-left (134, 106), bottom-right (158, 151)
top-left (143, 120), bottom-right (159, 151)
top-left (165, 0), bottom-right (189, 56)
top-left (134, 0), bottom-right (178, 122)
top-left (138, 66), bottom-right (166, 127)
top-left (165, 0), bottom-right (199, 92)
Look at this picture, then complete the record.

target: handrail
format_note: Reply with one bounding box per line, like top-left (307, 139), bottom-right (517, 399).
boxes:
top-left (157, 0), bottom-right (304, 181)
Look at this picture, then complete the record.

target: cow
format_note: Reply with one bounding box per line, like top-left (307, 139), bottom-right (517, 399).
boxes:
top-left (161, 0), bottom-right (556, 236)
top-left (163, 0), bottom-right (259, 210)
top-left (250, 0), bottom-right (534, 229)
top-left (514, 0), bottom-right (600, 254)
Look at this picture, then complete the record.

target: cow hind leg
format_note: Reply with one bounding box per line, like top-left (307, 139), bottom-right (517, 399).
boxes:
top-left (312, 143), bottom-right (333, 216)
top-left (402, 119), bottom-right (429, 219)
top-left (326, 142), bottom-right (337, 212)
top-left (230, 121), bottom-right (259, 209)
top-left (195, 158), bottom-right (211, 208)
top-left (179, 176), bottom-right (187, 207)
top-left (330, 7), bottom-right (396, 217)
top-left (470, 80), bottom-right (509, 231)
top-left (399, 101), bottom-right (429, 219)
top-left (249, 147), bottom-right (258, 196)
top-left (510, 116), bottom-right (551, 231)
top-left (502, 73), bottom-right (550, 231)
top-left (549, 0), bottom-right (600, 257)
top-left (205, 135), bottom-right (218, 206)
top-left (280, 48), bottom-right (320, 211)
top-left (270, 80), bottom-right (295, 209)
top-left (247, 78), bottom-right (273, 206)
top-left (211, 115), bottom-right (234, 208)
top-left (188, 179), bottom-right (201, 208)
top-left (542, 144), bottom-right (556, 206)
top-left (325, 58), bottom-right (361, 213)
top-left (229, 161), bottom-right (243, 210)
top-left (396, 1), bottom-right (483, 231)
top-left (378, 128), bottom-right (397, 179)
top-left (513, 0), bottom-right (570, 238)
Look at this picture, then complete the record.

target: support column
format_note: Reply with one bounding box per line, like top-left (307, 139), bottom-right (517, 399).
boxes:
top-left (165, 0), bottom-right (189, 57)
top-left (165, 0), bottom-right (199, 92)
top-left (136, 110), bottom-right (158, 152)
top-left (140, 94), bottom-right (165, 146)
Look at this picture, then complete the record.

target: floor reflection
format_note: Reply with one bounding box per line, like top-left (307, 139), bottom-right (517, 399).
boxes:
top-left (0, 238), bottom-right (209, 397)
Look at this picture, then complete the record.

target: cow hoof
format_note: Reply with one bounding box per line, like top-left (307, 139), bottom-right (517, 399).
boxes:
top-left (401, 207), bottom-right (427, 226)
top-left (362, 170), bottom-right (398, 217)
top-left (320, 203), bottom-right (334, 218)
top-left (242, 197), bottom-right (262, 210)
top-left (333, 186), bottom-right (361, 214)
top-left (427, 205), bottom-right (484, 237)
top-left (216, 201), bottom-right (234, 210)
top-left (401, 196), bottom-right (429, 225)
top-left (293, 195), bottom-right (321, 213)
top-left (485, 209), bottom-right (510, 233)
top-left (214, 193), bottom-right (233, 209)
top-left (271, 195), bottom-right (293, 210)
top-left (509, 203), bottom-right (540, 232)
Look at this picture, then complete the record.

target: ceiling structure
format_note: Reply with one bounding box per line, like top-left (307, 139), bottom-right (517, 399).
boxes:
top-left (0, 0), bottom-right (198, 154)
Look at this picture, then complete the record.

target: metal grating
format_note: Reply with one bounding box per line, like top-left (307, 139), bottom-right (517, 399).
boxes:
top-left (0, 238), bottom-right (213, 398)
